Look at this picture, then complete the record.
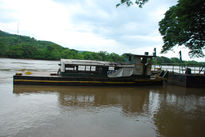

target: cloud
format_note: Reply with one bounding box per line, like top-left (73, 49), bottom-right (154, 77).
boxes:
top-left (3, 0), bottom-right (202, 61)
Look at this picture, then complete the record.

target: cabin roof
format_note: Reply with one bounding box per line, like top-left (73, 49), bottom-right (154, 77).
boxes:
top-left (60, 59), bottom-right (117, 66)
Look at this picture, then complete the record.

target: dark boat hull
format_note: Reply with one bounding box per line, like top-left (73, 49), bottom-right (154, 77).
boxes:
top-left (13, 75), bottom-right (163, 86)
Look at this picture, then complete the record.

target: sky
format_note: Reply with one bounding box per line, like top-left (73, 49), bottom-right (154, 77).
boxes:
top-left (0, 0), bottom-right (204, 61)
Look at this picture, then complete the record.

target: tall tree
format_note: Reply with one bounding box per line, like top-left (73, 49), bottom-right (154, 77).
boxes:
top-left (159, 0), bottom-right (205, 57)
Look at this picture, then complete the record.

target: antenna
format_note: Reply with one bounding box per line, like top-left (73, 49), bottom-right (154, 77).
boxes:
top-left (153, 48), bottom-right (156, 57)
top-left (17, 22), bottom-right (19, 35)
top-left (17, 22), bottom-right (20, 44)
top-left (179, 50), bottom-right (182, 62)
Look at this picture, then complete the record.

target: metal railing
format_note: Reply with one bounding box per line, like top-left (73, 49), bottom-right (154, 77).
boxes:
top-left (152, 64), bottom-right (205, 74)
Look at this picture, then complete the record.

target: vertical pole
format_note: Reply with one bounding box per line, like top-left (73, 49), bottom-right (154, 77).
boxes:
top-left (179, 50), bottom-right (183, 74)
top-left (153, 48), bottom-right (156, 57)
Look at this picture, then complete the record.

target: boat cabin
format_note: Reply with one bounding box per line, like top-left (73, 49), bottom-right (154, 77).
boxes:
top-left (59, 54), bottom-right (153, 78)
top-left (59, 59), bottom-right (117, 77)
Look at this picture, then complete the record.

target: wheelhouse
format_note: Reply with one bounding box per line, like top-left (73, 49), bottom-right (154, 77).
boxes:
top-left (124, 53), bottom-right (154, 77)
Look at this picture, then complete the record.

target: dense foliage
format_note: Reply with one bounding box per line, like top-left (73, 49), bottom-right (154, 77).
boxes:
top-left (159, 0), bottom-right (205, 57)
top-left (152, 56), bottom-right (205, 67)
top-left (0, 30), bottom-right (204, 66)
top-left (0, 30), bottom-right (125, 62)
top-left (116, 0), bottom-right (148, 7)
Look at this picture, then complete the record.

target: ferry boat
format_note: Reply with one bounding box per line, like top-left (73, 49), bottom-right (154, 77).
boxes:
top-left (13, 53), bottom-right (163, 86)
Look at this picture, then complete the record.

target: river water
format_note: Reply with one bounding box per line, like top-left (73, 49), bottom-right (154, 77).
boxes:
top-left (0, 58), bottom-right (205, 137)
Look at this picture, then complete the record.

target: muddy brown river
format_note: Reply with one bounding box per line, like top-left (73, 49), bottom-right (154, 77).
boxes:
top-left (0, 58), bottom-right (205, 137)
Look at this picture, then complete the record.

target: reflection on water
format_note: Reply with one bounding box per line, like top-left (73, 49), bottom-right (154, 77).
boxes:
top-left (0, 58), bottom-right (205, 137)
top-left (12, 85), bottom-right (205, 137)
top-left (14, 86), bottom-right (153, 116)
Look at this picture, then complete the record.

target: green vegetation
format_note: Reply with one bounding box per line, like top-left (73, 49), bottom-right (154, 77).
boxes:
top-left (152, 56), bottom-right (205, 67)
top-left (116, 0), bottom-right (148, 7)
top-left (159, 0), bottom-right (205, 57)
top-left (0, 30), bottom-right (204, 66)
top-left (0, 30), bottom-right (124, 62)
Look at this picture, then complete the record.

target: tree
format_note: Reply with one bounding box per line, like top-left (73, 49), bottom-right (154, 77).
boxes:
top-left (159, 0), bottom-right (205, 58)
top-left (153, 56), bottom-right (172, 65)
top-left (116, 0), bottom-right (148, 7)
top-left (81, 51), bottom-right (95, 60)
top-left (108, 53), bottom-right (125, 62)
top-left (170, 57), bottom-right (181, 65)
top-left (0, 41), bottom-right (6, 56)
top-left (7, 45), bottom-right (24, 58)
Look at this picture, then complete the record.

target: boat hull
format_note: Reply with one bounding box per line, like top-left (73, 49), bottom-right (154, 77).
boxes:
top-left (13, 75), bottom-right (163, 86)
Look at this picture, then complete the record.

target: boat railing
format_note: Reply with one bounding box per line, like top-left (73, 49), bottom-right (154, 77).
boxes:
top-left (152, 64), bottom-right (205, 74)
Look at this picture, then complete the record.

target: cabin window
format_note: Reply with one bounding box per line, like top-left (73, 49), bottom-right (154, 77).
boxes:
top-left (96, 67), bottom-right (102, 72)
top-left (91, 66), bottom-right (96, 71)
top-left (129, 56), bottom-right (132, 61)
top-left (86, 66), bottom-right (91, 71)
top-left (78, 66), bottom-right (85, 71)
top-left (65, 65), bottom-right (77, 71)
top-left (75, 66), bottom-right (96, 71)
top-left (64, 64), bottom-right (98, 72)
top-left (141, 57), bottom-right (146, 63)
top-left (136, 57), bottom-right (141, 63)
top-left (65, 67), bottom-right (73, 71)
top-left (109, 67), bottom-right (115, 71)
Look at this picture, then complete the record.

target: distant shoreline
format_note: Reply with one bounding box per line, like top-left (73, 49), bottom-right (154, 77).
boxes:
top-left (0, 57), bottom-right (59, 61)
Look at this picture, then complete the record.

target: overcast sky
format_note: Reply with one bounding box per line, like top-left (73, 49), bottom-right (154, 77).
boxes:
top-left (0, 0), bottom-right (203, 61)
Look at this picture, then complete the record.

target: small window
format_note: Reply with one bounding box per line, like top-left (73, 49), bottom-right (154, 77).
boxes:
top-left (65, 66), bottom-right (78, 71)
top-left (66, 67), bottom-right (73, 71)
top-left (65, 65), bottom-right (75, 71)
top-left (86, 66), bottom-right (90, 71)
top-left (129, 56), bottom-right (132, 61)
top-left (78, 66), bottom-right (85, 71)
top-left (109, 67), bottom-right (115, 71)
top-left (96, 67), bottom-right (103, 72)
top-left (91, 66), bottom-right (96, 71)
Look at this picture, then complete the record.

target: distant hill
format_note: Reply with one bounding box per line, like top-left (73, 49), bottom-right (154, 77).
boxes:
top-left (0, 30), bottom-right (66, 60)
top-left (0, 30), bottom-right (124, 62)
